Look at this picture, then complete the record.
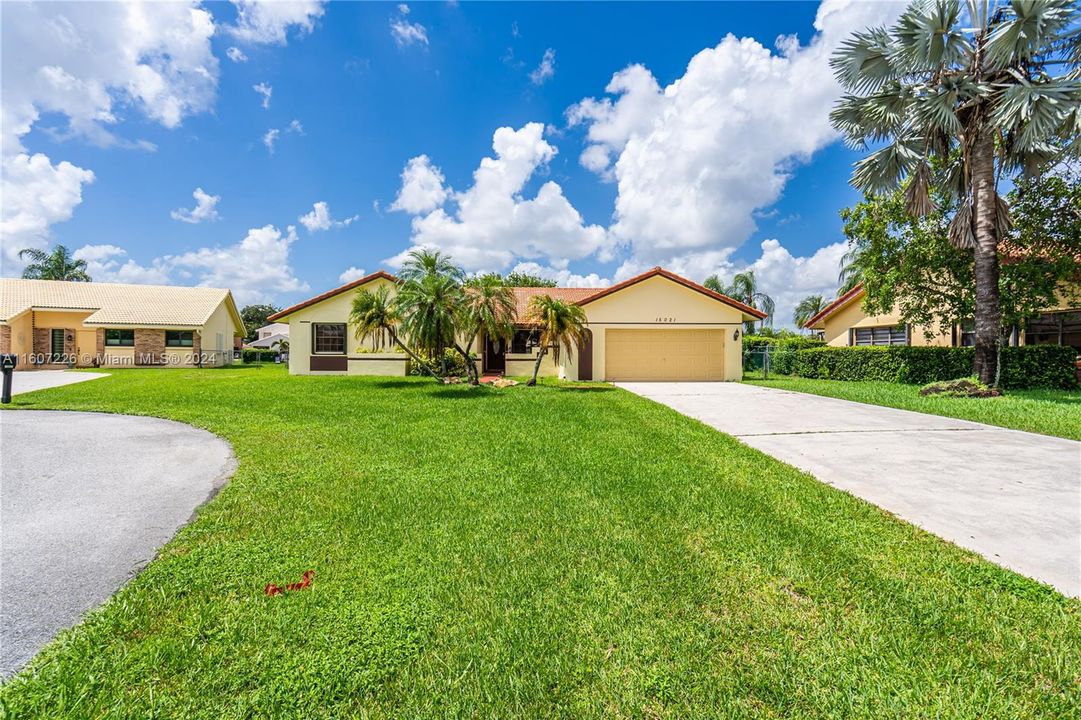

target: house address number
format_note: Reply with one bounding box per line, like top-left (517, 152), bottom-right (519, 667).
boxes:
top-left (655, 317), bottom-right (677, 323)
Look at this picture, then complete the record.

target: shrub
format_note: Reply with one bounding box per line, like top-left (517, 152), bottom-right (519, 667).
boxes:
top-left (919, 378), bottom-right (1001, 398)
top-left (782, 345), bottom-right (1077, 389)
top-left (241, 349), bottom-right (280, 363)
top-left (744, 334), bottom-right (826, 373)
top-left (408, 348), bottom-right (475, 377)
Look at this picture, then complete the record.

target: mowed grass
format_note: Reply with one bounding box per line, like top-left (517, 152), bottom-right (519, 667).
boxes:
top-left (744, 375), bottom-right (1081, 441)
top-left (2, 366), bottom-right (1078, 719)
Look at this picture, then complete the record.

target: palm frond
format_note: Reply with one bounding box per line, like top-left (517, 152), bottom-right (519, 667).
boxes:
top-left (905, 161), bottom-right (938, 216)
top-left (831, 27), bottom-right (899, 94)
top-left (984, 0), bottom-right (1077, 69)
top-left (990, 74), bottom-right (1081, 153)
top-left (850, 137), bottom-right (923, 194)
top-left (948, 197), bottom-right (976, 249)
top-left (892, 0), bottom-right (971, 73)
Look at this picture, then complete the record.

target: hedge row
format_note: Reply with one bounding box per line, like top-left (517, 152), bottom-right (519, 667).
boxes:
top-left (241, 349), bottom-right (281, 363)
top-left (775, 345), bottom-right (1078, 389)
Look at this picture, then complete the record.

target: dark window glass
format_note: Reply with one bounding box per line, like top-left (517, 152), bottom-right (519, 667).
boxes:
top-left (511, 329), bottom-right (535, 354)
top-left (312, 323), bottom-right (346, 354)
top-left (51, 329), bottom-right (65, 360)
top-left (165, 330), bottom-right (194, 347)
top-left (959, 322), bottom-right (975, 347)
top-left (105, 329), bottom-right (135, 346)
top-left (1026, 311), bottom-right (1081, 352)
top-left (853, 325), bottom-right (908, 346)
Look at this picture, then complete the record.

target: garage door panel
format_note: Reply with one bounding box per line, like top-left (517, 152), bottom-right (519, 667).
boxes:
top-left (606, 329), bottom-right (725, 381)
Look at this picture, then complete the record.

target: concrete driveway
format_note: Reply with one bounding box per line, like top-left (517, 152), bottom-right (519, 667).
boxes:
top-left (0, 410), bottom-right (235, 676)
top-left (617, 382), bottom-right (1081, 597)
top-left (8, 369), bottom-right (108, 396)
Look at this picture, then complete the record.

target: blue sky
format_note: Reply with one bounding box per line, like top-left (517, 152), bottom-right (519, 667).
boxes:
top-left (1, 0), bottom-right (903, 324)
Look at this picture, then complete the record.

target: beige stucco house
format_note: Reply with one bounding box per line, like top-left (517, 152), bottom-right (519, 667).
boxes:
top-left (804, 282), bottom-right (1081, 352)
top-left (269, 267), bottom-right (765, 381)
top-left (0, 279), bottom-right (244, 369)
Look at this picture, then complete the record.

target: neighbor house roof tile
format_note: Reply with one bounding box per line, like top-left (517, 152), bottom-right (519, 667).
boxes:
top-left (0, 278), bottom-right (240, 328)
top-left (268, 270), bottom-right (398, 321)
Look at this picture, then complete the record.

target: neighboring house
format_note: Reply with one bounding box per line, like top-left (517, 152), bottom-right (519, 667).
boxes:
top-left (804, 283), bottom-right (1081, 352)
top-left (0, 279), bottom-right (244, 369)
top-left (247, 322), bottom-right (289, 349)
top-left (268, 267), bottom-right (765, 381)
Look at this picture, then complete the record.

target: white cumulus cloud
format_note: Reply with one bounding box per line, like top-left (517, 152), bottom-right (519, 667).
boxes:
top-left (74, 244), bottom-right (171, 284)
top-left (509, 261), bottom-right (610, 289)
top-left (390, 4), bottom-right (428, 48)
top-left (299, 201), bottom-right (359, 232)
top-left (253, 82), bottom-right (272, 109)
top-left (227, 46), bottom-right (248, 63)
top-left (227, 0), bottom-right (325, 45)
top-left (390, 155), bottom-right (448, 214)
top-left (170, 187), bottom-right (221, 224)
top-left (387, 122), bottom-right (610, 272)
top-left (339, 266), bottom-right (368, 283)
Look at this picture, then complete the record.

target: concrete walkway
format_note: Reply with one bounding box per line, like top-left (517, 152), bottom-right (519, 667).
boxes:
top-left (8, 369), bottom-right (108, 396)
top-left (0, 410), bottom-right (235, 677)
top-left (617, 382), bottom-right (1081, 597)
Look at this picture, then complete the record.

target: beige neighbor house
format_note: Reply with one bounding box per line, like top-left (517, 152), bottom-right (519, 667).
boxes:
top-left (804, 282), bottom-right (1081, 352)
top-left (268, 267), bottom-right (766, 381)
top-left (0, 279), bottom-right (244, 369)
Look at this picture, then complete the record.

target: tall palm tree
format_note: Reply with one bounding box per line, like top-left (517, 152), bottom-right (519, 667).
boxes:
top-left (457, 275), bottom-right (517, 384)
top-left (830, 0), bottom-right (1080, 383)
top-left (18, 245), bottom-right (91, 281)
top-left (397, 248), bottom-right (464, 285)
top-left (703, 275), bottom-right (725, 293)
top-left (726, 271), bottom-right (775, 332)
top-left (395, 271), bottom-right (464, 376)
top-left (794, 295), bottom-right (827, 330)
top-left (349, 285), bottom-right (436, 377)
top-left (521, 295), bottom-right (589, 386)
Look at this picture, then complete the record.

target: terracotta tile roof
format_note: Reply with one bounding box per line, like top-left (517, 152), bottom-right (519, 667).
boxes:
top-left (0, 278), bottom-right (241, 329)
top-left (577, 267), bottom-right (768, 319)
top-left (802, 283), bottom-right (864, 329)
top-left (510, 287), bottom-right (601, 317)
top-left (268, 270), bottom-right (398, 321)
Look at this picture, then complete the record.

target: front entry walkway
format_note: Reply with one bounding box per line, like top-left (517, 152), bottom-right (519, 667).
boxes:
top-left (8, 370), bottom-right (108, 396)
top-left (617, 382), bottom-right (1081, 597)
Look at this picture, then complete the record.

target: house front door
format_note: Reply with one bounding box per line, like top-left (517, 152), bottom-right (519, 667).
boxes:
top-left (484, 334), bottom-right (506, 373)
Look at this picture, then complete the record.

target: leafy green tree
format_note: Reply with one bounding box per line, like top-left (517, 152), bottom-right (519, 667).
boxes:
top-left (457, 275), bottom-right (517, 384)
top-left (503, 271), bottom-right (557, 288)
top-left (705, 271), bottom-right (775, 333)
top-left (830, 0), bottom-right (1081, 383)
top-left (794, 295), bottom-right (827, 330)
top-left (396, 271), bottom-right (464, 377)
top-left (240, 304), bottom-right (282, 340)
top-left (521, 295), bottom-right (589, 386)
top-left (18, 245), bottom-right (91, 281)
top-left (397, 248), bottom-right (463, 285)
top-left (349, 285), bottom-right (436, 376)
top-left (838, 167), bottom-right (1080, 344)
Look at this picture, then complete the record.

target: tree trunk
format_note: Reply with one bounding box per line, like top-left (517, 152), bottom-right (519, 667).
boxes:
top-left (389, 328), bottom-right (441, 380)
top-left (526, 348), bottom-right (547, 386)
top-left (454, 342), bottom-right (477, 384)
top-left (970, 127), bottom-right (1001, 385)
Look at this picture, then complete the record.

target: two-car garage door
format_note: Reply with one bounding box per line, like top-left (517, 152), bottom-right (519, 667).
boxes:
top-left (605, 328), bottom-right (725, 381)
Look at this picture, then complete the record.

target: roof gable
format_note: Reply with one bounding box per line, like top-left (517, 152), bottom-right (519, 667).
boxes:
top-left (578, 267), bottom-right (767, 320)
top-left (803, 284), bottom-right (865, 329)
top-left (268, 271), bottom-right (398, 321)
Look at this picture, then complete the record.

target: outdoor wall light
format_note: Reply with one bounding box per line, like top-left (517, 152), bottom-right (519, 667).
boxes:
top-left (733, 329), bottom-right (740, 341)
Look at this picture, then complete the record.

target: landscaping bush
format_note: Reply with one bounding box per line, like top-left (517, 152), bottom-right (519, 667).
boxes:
top-left (241, 349), bottom-right (280, 363)
top-left (782, 345), bottom-right (1078, 389)
top-left (919, 378), bottom-right (1001, 398)
top-left (743, 334), bottom-right (826, 373)
top-left (408, 347), bottom-right (475, 377)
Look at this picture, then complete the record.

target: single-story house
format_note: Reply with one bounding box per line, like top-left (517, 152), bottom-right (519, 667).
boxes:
top-left (804, 282), bottom-right (1081, 352)
top-left (247, 322), bottom-right (289, 349)
top-left (0, 278), bottom-right (244, 369)
top-left (268, 267), bottom-right (765, 381)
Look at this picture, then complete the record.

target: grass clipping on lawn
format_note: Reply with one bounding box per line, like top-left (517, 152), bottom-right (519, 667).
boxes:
top-left (2, 365), bottom-right (1079, 719)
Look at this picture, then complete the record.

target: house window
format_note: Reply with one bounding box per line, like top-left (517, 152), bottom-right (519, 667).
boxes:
top-left (1025, 311), bottom-right (1081, 352)
top-left (959, 322), bottom-right (975, 347)
top-left (166, 331), bottom-right (194, 347)
top-left (853, 325), bottom-right (908, 346)
top-left (510, 328), bottom-right (536, 354)
top-left (105, 329), bottom-right (135, 346)
top-left (50, 329), bottom-right (65, 360)
top-left (312, 323), bottom-right (346, 354)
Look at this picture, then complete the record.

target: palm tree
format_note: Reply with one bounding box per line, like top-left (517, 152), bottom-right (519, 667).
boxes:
top-left (829, 0), bottom-right (1080, 383)
top-left (703, 275), bottom-right (725, 293)
top-left (457, 275), bottom-right (517, 384)
top-left (521, 295), bottom-right (589, 386)
top-left (726, 271), bottom-right (775, 333)
top-left (794, 295), bottom-right (827, 330)
top-left (19, 245), bottom-right (91, 281)
top-left (395, 271), bottom-right (463, 377)
top-left (349, 285), bottom-right (436, 377)
top-left (397, 248), bottom-right (464, 285)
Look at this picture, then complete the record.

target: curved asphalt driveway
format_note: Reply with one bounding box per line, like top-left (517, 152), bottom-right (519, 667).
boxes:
top-left (618, 382), bottom-right (1081, 597)
top-left (0, 410), bottom-right (235, 676)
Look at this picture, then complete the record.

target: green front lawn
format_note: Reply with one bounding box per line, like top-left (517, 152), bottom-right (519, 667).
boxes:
top-left (2, 366), bottom-right (1078, 718)
top-left (745, 376), bottom-right (1081, 441)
